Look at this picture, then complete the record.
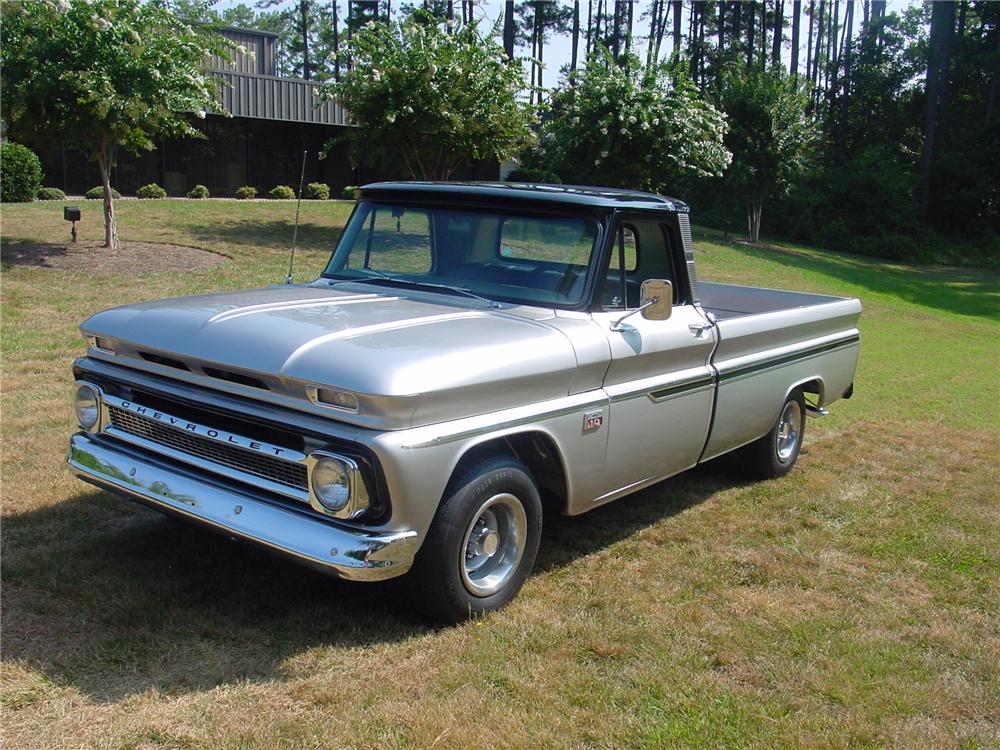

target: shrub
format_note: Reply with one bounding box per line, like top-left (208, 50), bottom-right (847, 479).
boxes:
top-left (36, 186), bottom-right (66, 200)
top-left (187, 184), bottom-right (210, 199)
top-left (1, 142), bottom-right (43, 202)
top-left (342, 185), bottom-right (359, 199)
top-left (136, 183), bottom-right (167, 199)
top-left (85, 185), bottom-right (121, 199)
top-left (235, 185), bottom-right (257, 200)
top-left (303, 182), bottom-right (330, 200)
top-left (269, 185), bottom-right (296, 200)
top-left (506, 167), bottom-right (562, 184)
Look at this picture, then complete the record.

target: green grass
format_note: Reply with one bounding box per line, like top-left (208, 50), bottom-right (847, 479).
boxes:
top-left (1, 201), bottom-right (998, 749)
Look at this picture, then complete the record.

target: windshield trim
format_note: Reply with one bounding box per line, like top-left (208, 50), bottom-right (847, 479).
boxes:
top-left (321, 200), bottom-right (610, 312)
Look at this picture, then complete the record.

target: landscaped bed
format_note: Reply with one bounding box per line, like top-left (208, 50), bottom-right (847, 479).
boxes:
top-left (1, 200), bottom-right (997, 749)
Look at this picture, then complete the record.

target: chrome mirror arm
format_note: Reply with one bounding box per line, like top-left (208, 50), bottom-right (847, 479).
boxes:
top-left (610, 297), bottom-right (658, 332)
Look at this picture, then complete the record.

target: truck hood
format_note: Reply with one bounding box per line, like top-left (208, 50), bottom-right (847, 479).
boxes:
top-left (81, 285), bottom-right (581, 428)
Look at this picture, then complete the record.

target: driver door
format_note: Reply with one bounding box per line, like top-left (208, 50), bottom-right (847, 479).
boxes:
top-left (591, 218), bottom-right (716, 503)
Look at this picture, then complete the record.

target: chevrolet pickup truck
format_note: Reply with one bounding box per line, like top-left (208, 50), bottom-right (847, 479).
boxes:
top-left (69, 182), bottom-right (861, 621)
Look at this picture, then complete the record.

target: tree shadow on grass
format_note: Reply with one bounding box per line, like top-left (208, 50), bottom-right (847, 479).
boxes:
top-left (0, 460), bottom-right (744, 703)
top-left (182, 219), bottom-right (345, 255)
top-left (696, 229), bottom-right (1000, 321)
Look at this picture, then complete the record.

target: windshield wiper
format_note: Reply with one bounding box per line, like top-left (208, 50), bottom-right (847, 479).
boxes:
top-left (327, 276), bottom-right (501, 309)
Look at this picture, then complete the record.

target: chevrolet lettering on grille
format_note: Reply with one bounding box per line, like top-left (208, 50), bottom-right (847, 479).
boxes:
top-left (106, 394), bottom-right (295, 459)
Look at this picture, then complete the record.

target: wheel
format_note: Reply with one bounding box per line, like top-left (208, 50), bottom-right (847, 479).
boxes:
top-left (412, 455), bottom-right (542, 623)
top-left (738, 390), bottom-right (806, 479)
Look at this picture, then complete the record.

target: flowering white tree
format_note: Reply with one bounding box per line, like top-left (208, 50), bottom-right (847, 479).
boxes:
top-left (536, 53), bottom-right (731, 191)
top-left (1, 0), bottom-right (228, 247)
top-left (324, 16), bottom-right (536, 181)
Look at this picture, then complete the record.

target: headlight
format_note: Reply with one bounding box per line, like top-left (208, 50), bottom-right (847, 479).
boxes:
top-left (308, 452), bottom-right (371, 519)
top-left (311, 456), bottom-right (352, 512)
top-left (73, 383), bottom-right (101, 431)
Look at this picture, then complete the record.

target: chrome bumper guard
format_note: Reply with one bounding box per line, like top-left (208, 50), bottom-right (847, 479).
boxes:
top-left (68, 432), bottom-right (418, 581)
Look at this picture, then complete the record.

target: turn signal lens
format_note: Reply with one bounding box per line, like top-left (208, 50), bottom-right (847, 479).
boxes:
top-left (314, 387), bottom-right (359, 412)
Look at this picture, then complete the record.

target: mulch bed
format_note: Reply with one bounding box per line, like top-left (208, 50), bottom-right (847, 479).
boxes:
top-left (1, 240), bottom-right (230, 274)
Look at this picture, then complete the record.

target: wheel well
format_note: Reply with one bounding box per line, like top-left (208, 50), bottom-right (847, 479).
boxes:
top-left (449, 432), bottom-right (568, 514)
top-left (793, 378), bottom-right (825, 408)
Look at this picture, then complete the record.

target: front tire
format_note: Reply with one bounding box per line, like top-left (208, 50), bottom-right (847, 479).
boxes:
top-left (739, 390), bottom-right (806, 479)
top-left (412, 456), bottom-right (542, 624)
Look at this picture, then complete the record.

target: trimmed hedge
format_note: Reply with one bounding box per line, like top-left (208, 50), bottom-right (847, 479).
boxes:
top-left (342, 185), bottom-right (360, 199)
top-left (303, 182), bottom-right (330, 200)
top-left (136, 183), bottom-right (167, 199)
top-left (85, 186), bottom-right (122, 199)
top-left (269, 185), bottom-right (295, 200)
top-left (187, 184), bottom-right (210, 199)
top-left (36, 186), bottom-right (66, 201)
top-left (1, 142), bottom-right (43, 202)
top-left (235, 185), bottom-right (257, 199)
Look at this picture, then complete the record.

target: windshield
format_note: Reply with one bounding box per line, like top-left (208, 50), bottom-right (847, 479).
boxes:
top-left (322, 201), bottom-right (600, 307)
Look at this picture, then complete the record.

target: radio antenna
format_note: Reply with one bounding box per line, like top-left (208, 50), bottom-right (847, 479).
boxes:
top-left (285, 149), bottom-right (309, 284)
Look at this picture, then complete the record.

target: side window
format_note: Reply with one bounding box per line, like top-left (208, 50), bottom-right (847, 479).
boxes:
top-left (601, 221), bottom-right (681, 310)
top-left (602, 225), bottom-right (638, 309)
top-left (364, 207), bottom-right (432, 274)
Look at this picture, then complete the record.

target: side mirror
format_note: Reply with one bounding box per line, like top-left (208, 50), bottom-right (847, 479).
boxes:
top-left (639, 279), bottom-right (672, 321)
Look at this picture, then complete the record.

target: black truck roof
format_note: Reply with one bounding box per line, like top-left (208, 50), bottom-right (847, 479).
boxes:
top-left (360, 181), bottom-right (689, 214)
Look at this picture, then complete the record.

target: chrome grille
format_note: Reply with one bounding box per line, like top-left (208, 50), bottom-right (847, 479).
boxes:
top-left (107, 405), bottom-right (307, 490)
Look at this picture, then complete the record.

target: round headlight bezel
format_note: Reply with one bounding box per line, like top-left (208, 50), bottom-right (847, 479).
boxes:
top-left (307, 452), bottom-right (371, 519)
top-left (73, 382), bottom-right (102, 431)
top-left (310, 455), bottom-right (352, 512)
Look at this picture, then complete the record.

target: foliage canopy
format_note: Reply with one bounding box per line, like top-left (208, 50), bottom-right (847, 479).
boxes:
top-left (0, 0), bottom-right (226, 245)
top-left (324, 17), bottom-right (536, 181)
top-left (535, 53), bottom-right (731, 192)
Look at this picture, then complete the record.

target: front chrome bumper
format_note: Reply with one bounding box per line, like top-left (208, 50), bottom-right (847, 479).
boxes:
top-left (68, 432), bottom-right (418, 581)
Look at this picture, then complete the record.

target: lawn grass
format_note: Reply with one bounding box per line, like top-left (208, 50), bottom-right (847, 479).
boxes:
top-left (2, 200), bottom-right (998, 749)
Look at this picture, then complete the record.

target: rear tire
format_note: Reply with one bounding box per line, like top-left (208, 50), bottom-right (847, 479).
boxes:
top-left (412, 456), bottom-right (542, 624)
top-left (739, 390), bottom-right (806, 479)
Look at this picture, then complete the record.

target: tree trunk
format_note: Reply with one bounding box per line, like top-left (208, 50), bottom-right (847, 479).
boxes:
top-left (331, 0), bottom-right (340, 81)
top-left (837, 0), bottom-right (853, 160)
top-left (812, 0), bottom-right (825, 89)
top-left (772, 0), bottom-right (783, 67)
top-left (654, 0), bottom-right (669, 63)
top-left (572, 0), bottom-right (580, 71)
top-left (760, 0), bottom-right (767, 68)
top-left (672, 0), bottom-right (682, 57)
top-left (920, 0), bottom-right (955, 221)
top-left (806, 0), bottom-right (814, 82)
top-left (300, 0), bottom-right (311, 80)
top-left (746, 0), bottom-right (755, 68)
top-left (747, 196), bottom-right (764, 243)
top-left (503, 0), bottom-right (515, 59)
top-left (96, 141), bottom-right (118, 250)
top-left (717, 1), bottom-right (725, 53)
top-left (790, 0), bottom-right (800, 76)
top-left (625, 0), bottom-right (634, 56)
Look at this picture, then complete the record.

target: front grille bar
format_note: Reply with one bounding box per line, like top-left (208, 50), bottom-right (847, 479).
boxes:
top-left (100, 393), bottom-right (310, 503)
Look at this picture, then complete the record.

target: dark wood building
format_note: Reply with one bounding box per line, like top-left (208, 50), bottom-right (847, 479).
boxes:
top-left (32, 27), bottom-right (494, 197)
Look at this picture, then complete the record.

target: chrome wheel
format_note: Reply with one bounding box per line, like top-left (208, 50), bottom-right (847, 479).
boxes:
top-left (460, 493), bottom-right (527, 597)
top-left (776, 399), bottom-right (802, 462)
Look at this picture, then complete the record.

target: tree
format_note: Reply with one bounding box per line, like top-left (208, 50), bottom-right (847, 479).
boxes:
top-left (534, 51), bottom-right (731, 191)
top-left (718, 67), bottom-right (818, 242)
top-left (0, 0), bottom-right (226, 248)
top-left (919, 0), bottom-right (955, 221)
top-left (515, 1), bottom-right (573, 104)
top-left (323, 17), bottom-right (535, 180)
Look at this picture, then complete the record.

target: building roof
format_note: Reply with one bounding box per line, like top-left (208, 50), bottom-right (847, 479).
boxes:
top-left (360, 181), bottom-right (689, 213)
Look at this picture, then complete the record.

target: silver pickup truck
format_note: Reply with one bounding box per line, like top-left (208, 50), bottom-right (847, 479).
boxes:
top-left (69, 182), bottom-right (861, 621)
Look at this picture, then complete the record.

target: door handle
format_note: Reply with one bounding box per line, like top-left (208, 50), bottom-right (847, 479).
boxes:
top-left (688, 322), bottom-right (713, 337)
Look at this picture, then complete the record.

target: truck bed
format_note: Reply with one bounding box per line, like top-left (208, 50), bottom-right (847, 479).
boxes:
top-left (696, 281), bottom-right (862, 462)
top-left (698, 281), bottom-right (847, 320)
